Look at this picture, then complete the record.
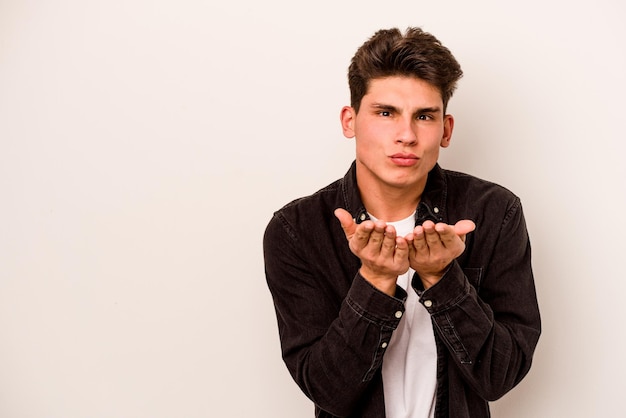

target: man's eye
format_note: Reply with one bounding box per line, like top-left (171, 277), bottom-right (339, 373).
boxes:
top-left (379, 111), bottom-right (391, 117)
top-left (417, 114), bottom-right (432, 120)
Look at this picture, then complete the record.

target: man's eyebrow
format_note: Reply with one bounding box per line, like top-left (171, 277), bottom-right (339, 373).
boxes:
top-left (415, 106), bottom-right (442, 114)
top-left (369, 103), bottom-right (442, 114)
top-left (370, 103), bottom-right (399, 112)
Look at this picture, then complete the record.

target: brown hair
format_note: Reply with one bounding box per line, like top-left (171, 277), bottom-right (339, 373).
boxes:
top-left (348, 27), bottom-right (463, 113)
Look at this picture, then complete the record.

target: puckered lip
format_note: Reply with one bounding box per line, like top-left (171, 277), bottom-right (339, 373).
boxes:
top-left (390, 153), bottom-right (418, 159)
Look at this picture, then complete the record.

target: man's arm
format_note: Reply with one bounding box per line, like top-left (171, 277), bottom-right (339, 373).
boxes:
top-left (263, 211), bottom-right (406, 416)
top-left (410, 199), bottom-right (541, 400)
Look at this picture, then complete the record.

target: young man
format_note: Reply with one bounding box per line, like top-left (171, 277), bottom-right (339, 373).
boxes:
top-left (263, 27), bottom-right (541, 418)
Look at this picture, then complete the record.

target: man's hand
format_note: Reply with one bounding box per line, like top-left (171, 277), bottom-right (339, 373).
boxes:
top-left (406, 219), bottom-right (476, 289)
top-left (335, 208), bottom-right (409, 296)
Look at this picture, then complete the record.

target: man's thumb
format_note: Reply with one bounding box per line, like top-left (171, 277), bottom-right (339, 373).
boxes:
top-left (454, 219), bottom-right (476, 237)
top-left (334, 208), bottom-right (356, 238)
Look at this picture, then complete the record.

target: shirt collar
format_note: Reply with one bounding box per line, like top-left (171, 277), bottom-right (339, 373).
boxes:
top-left (340, 160), bottom-right (448, 226)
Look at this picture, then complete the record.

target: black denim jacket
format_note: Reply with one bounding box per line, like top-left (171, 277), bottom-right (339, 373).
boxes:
top-left (263, 162), bottom-right (541, 417)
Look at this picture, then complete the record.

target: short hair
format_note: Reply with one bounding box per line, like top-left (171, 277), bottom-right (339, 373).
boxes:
top-left (348, 27), bottom-right (463, 113)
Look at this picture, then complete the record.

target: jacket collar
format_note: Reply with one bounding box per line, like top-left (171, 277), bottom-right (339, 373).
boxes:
top-left (340, 160), bottom-right (448, 226)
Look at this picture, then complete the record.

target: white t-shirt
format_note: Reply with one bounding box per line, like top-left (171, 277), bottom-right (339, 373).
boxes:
top-left (371, 212), bottom-right (437, 418)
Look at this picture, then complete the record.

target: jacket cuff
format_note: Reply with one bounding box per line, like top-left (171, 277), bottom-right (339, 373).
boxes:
top-left (345, 273), bottom-right (407, 329)
top-left (415, 261), bottom-right (470, 313)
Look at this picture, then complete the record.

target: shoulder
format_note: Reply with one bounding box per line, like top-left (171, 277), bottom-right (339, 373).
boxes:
top-left (443, 168), bottom-right (519, 202)
top-left (275, 177), bottom-right (342, 220)
top-left (265, 177), bottom-right (343, 242)
top-left (439, 168), bottom-right (523, 224)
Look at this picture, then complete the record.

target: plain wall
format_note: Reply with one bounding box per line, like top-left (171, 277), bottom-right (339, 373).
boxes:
top-left (1, 0), bottom-right (625, 416)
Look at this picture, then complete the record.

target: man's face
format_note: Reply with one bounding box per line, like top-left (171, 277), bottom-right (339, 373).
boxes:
top-left (341, 76), bottom-right (453, 194)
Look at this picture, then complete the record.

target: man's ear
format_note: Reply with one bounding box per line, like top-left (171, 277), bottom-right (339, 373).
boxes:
top-left (441, 114), bottom-right (454, 148)
top-left (340, 106), bottom-right (356, 138)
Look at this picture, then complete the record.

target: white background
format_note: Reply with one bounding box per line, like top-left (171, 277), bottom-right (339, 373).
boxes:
top-left (1, 1), bottom-right (625, 417)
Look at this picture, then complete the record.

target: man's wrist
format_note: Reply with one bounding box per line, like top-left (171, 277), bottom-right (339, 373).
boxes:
top-left (359, 267), bottom-right (397, 296)
top-left (417, 263), bottom-right (453, 290)
top-left (419, 274), bottom-right (443, 290)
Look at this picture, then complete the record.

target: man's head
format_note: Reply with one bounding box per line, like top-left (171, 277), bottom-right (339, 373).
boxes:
top-left (348, 27), bottom-right (463, 114)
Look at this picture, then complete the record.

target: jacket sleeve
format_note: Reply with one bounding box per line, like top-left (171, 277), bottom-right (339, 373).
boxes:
top-left (263, 212), bottom-right (405, 417)
top-left (417, 197), bottom-right (541, 401)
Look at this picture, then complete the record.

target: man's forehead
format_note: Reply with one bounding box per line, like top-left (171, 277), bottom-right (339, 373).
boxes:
top-left (363, 77), bottom-right (443, 109)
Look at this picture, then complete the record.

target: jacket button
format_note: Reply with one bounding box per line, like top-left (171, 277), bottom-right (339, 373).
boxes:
top-left (423, 300), bottom-right (433, 308)
top-left (394, 311), bottom-right (403, 318)
top-left (381, 342), bottom-right (388, 349)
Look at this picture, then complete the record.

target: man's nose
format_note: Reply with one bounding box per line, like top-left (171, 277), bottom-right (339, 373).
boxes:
top-left (395, 119), bottom-right (417, 145)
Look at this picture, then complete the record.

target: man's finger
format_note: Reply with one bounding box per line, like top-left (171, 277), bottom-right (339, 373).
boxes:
top-left (334, 208), bottom-right (356, 239)
top-left (434, 223), bottom-right (458, 248)
top-left (366, 221), bottom-right (387, 249)
top-left (422, 220), bottom-right (443, 248)
top-left (394, 237), bottom-right (409, 263)
top-left (352, 221), bottom-right (375, 252)
top-left (454, 219), bottom-right (476, 236)
top-left (408, 226), bottom-right (427, 253)
top-left (380, 225), bottom-right (397, 257)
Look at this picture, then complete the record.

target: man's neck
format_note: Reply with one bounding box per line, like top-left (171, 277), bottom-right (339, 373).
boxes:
top-left (359, 183), bottom-right (424, 222)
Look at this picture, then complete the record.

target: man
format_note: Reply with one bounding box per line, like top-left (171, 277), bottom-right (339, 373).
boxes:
top-left (263, 27), bottom-right (541, 418)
